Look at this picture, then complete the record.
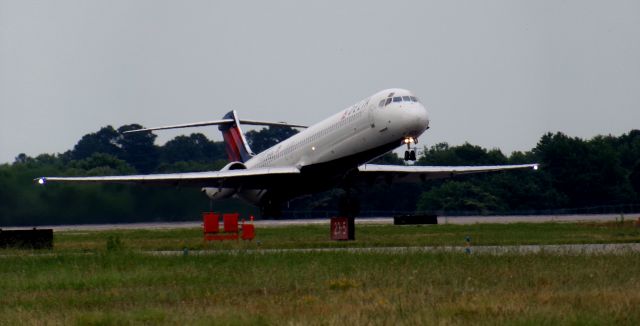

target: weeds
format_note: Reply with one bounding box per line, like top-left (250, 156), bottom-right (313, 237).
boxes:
top-left (50, 221), bottom-right (640, 253)
top-left (1, 223), bottom-right (639, 325)
top-left (105, 235), bottom-right (124, 252)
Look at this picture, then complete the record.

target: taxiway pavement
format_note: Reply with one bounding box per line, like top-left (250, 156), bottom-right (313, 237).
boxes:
top-left (3, 213), bottom-right (636, 231)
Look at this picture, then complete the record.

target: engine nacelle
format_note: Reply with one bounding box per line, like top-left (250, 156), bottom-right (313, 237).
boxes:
top-left (202, 187), bottom-right (236, 200)
top-left (201, 161), bottom-right (247, 200)
top-left (221, 161), bottom-right (247, 171)
top-left (237, 189), bottom-right (268, 205)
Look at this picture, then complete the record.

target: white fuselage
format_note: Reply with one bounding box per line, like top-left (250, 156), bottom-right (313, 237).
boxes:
top-left (247, 88), bottom-right (429, 170)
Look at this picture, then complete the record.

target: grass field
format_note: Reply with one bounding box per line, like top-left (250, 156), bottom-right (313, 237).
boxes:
top-left (51, 220), bottom-right (640, 252)
top-left (1, 221), bottom-right (640, 325)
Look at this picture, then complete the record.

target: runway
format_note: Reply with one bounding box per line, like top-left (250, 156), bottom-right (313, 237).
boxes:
top-left (2, 242), bottom-right (638, 259)
top-left (4, 213), bottom-right (637, 231)
top-left (151, 242), bottom-right (640, 256)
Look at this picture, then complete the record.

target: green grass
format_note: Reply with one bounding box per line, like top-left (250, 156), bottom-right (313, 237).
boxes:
top-left (1, 221), bottom-right (640, 325)
top-left (51, 220), bottom-right (640, 252)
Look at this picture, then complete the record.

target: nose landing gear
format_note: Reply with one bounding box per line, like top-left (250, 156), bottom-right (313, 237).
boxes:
top-left (403, 137), bottom-right (417, 161)
top-left (404, 150), bottom-right (416, 161)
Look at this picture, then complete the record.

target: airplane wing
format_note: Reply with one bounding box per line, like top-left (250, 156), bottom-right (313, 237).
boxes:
top-left (356, 163), bottom-right (539, 183)
top-left (36, 163), bottom-right (538, 188)
top-left (35, 166), bottom-right (301, 189)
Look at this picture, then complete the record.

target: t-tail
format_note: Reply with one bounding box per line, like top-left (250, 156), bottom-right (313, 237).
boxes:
top-left (218, 110), bottom-right (253, 162)
top-left (121, 110), bottom-right (307, 163)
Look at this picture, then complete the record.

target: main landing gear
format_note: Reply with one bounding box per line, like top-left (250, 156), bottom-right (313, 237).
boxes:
top-left (403, 137), bottom-right (417, 161)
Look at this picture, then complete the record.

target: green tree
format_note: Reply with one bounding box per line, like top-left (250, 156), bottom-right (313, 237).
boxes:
top-left (117, 124), bottom-right (159, 173)
top-left (417, 142), bottom-right (507, 166)
top-left (614, 129), bottom-right (640, 169)
top-left (245, 126), bottom-right (298, 154)
top-left (630, 161), bottom-right (640, 195)
top-left (160, 133), bottom-right (225, 164)
top-left (533, 132), bottom-right (632, 206)
top-left (5, 125), bottom-right (640, 227)
top-left (70, 126), bottom-right (121, 160)
top-left (416, 181), bottom-right (506, 214)
top-left (14, 153), bottom-right (33, 164)
top-left (68, 153), bottom-right (135, 175)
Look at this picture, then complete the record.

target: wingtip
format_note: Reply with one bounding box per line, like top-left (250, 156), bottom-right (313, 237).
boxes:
top-left (35, 177), bottom-right (47, 185)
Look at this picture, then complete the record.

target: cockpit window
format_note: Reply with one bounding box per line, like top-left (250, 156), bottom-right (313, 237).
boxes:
top-left (388, 92), bottom-right (394, 98)
top-left (383, 94), bottom-right (421, 106)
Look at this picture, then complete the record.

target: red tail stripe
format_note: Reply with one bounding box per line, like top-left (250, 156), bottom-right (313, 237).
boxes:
top-left (222, 126), bottom-right (247, 162)
top-left (223, 131), bottom-right (241, 161)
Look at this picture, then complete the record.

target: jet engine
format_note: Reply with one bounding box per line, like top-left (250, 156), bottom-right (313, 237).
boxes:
top-left (200, 161), bottom-right (248, 200)
top-left (202, 187), bottom-right (236, 200)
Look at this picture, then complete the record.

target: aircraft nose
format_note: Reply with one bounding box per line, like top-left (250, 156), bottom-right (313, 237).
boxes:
top-left (408, 104), bottom-right (429, 134)
top-left (416, 104), bottom-right (429, 130)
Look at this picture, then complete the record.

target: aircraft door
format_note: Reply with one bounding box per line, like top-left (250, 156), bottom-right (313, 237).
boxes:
top-left (368, 100), bottom-right (376, 129)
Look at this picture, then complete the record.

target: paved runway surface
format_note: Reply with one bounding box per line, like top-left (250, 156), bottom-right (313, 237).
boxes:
top-left (3, 243), bottom-right (638, 258)
top-left (152, 243), bottom-right (640, 256)
top-left (5, 213), bottom-right (638, 231)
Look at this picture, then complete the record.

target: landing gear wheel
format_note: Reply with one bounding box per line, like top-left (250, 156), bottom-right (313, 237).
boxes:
top-left (403, 137), bottom-right (419, 161)
top-left (404, 150), bottom-right (417, 161)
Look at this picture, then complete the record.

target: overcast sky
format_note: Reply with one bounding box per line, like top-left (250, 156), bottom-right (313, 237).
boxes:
top-left (1, 0), bottom-right (639, 163)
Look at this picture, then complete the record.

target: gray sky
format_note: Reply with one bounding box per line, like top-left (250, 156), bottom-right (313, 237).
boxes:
top-left (1, 0), bottom-right (639, 163)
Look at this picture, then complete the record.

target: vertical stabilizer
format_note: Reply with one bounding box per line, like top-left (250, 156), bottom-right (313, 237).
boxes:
top-left (218, 110), bottom-right (254, 162)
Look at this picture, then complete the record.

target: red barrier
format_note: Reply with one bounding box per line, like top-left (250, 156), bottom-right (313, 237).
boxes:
top-left (223, 213), bottom-right (239, 233)
top-left (203, 212), bottom-right (254, 241)
top-left (242, 224), bottom-right (255, 240)
top-left (203, 212), bottom-right (220, 233)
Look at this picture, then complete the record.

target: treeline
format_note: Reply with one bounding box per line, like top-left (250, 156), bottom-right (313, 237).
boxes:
top-left (288, 131), bottom-right (640, 215)
top-left (414, 131), bottom-right (640, 214)
top-left (1, 125), bottom-right (639, 226)
top-left (1, 125), bottom-right (294, 226)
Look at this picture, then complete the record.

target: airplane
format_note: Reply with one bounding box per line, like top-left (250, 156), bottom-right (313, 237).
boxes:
top-left (36, 88), bottom-right (538, 217)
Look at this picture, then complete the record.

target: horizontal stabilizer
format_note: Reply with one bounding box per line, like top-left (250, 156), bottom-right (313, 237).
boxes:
top-left (123, 118), bottom-right (307, 134)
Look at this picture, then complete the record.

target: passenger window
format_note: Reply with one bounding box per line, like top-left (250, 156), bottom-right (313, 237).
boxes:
top-left (402, 96), bottom-right (411, 101)
top-left (393, 97), bottom-right (402, 102)
top-left (385, 98), bottom-right (392, 106)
